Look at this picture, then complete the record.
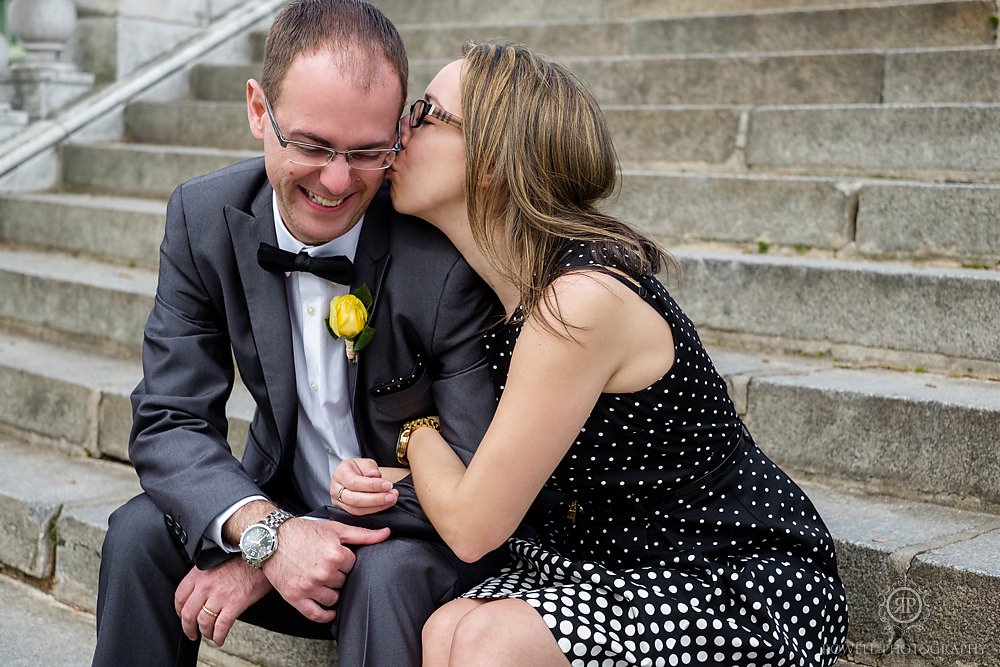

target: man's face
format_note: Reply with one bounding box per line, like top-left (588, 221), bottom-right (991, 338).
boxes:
top-left (247, 50), bottom-right (403, 245)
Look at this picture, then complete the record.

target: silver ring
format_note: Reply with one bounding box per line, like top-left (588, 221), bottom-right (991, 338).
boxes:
top-left (336, 485), bottom-right (346, 501)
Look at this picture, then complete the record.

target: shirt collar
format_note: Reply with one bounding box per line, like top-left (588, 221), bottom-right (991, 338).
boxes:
top-left (271, 191), bottom-right (364, 262)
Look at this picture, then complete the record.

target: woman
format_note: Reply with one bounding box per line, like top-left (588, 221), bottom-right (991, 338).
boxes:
top-left (335, 42), bottom-right (848, 666)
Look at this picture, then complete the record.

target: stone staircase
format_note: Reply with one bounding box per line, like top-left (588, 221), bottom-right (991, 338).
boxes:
top-left (1, 0), bottom-right (998, 665)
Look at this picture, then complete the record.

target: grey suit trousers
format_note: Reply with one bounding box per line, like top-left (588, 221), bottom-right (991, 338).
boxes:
top-left (93, 494), bottom-right (502, 666)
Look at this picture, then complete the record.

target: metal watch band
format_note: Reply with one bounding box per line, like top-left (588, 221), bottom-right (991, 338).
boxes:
top-left (262, 508), bottom-right (294, 530)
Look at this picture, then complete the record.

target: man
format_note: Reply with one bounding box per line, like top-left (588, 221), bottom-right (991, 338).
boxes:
top-left (91, 2), bottom-right (500, 665)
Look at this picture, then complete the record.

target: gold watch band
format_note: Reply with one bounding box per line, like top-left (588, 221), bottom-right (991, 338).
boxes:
top-left (396, 416), bottom-right (440, 465)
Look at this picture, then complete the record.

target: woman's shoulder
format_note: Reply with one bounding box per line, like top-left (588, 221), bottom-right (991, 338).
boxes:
top-left (531, 268), bottom-right (642, 338)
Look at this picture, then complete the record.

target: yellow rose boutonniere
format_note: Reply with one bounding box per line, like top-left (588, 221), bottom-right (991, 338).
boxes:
top-left (327, 284), bottom-right (375, 363)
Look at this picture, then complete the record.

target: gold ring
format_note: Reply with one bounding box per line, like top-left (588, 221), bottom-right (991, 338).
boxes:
top-left (201, 604), bottom-right (219, 619)
top-left (336, 485), bottom-right (346, 501)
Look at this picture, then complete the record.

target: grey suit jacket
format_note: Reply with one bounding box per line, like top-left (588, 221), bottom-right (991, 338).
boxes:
top-left (129, 157), bottom-right (498, 564)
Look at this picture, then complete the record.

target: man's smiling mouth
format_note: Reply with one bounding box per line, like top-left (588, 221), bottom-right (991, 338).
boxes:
top-left (305, 189), bottom-right (347, 208)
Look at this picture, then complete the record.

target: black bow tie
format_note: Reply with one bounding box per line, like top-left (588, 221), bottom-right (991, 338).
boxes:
top-left (257, 242), bottom-right (354, 285)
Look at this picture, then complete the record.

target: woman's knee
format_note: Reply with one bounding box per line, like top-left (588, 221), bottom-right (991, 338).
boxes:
top-left (449, 599), bottom-right (567, 666)
top-left (423, 598), bottom-right (482, 648)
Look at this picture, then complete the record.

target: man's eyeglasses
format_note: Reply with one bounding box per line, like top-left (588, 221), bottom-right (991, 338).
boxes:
top-left (264, 97), bottom-right (400, 170)
top-left (407, 99), bottom-right (463, 130)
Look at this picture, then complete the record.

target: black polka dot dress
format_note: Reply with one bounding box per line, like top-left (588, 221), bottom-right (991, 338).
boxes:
top-left (461, 243), bottom-right (848, 666)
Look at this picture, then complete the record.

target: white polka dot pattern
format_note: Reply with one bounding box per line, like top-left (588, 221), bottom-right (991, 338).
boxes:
top-left (463, 242), bottom-right (848, 666)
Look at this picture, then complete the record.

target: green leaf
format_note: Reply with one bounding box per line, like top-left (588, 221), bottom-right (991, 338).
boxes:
top-left (352, 284), bottom-right (374, 310)
top-left (354, 325), bottom-right (376, 352)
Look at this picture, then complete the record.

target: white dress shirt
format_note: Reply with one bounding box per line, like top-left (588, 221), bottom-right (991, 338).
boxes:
top-left (206, 193), bottom-right (364, 549)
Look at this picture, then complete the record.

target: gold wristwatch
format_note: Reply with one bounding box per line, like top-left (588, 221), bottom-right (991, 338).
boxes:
top-left (396, 417), bottom-right (440, 465)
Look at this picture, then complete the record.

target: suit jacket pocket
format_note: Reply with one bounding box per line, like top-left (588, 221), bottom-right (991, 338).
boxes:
top-left (369, 354), bottom-right (433, 418)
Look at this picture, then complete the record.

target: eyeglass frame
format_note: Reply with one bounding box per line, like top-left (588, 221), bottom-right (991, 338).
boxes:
top-left (408, 99), bottom-right (463, 130)
top-left (263, 96), bottom-right (401, 170)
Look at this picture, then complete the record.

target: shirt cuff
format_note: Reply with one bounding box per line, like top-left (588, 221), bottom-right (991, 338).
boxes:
top-left (206, 495), bottom-right (268, 552)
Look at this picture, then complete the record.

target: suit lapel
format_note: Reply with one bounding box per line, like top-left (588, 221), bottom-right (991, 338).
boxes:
top-left (225, 185), bottom-right (297, 453)
top-left (347, 190), bottom-right (393, 412)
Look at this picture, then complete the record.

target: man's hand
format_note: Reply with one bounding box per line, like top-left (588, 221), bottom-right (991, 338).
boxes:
top-left (330, 457), bottom-right (401, 515)
top-left (175, 556), bottom-right (272, 647)
top-left (262, 518), bottom-right (390, 623)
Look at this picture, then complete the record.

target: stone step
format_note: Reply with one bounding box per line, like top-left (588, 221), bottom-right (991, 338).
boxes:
top-left (0, 575), bottom-right (105, 667)
top-left (127, 97), bottom-right (745, 164)
top-left (883, 45), bottom-right (1000, 104)
top-left (806, 482), bottom-right (1000, 662)
top-left (0, 573), bottom-right (313, 667)
top-left (0, 247), bottom-right (156, 357)
top-left (747, 102), bottom-right (1000, 179)
top-left (2, 224), bottom-right (997, 372)
top-left (715, 350), bottom-right (1000, 511)
top-left (144, 100), bottom-right (994, 181)
top-left (608, 102), bottom-right (1000, 177)
top-left (125, 99), bottom-right (260, 151)
top-left (370, 0), bottom-right (953, 23)
top-left (60, 142), bottom-right (256, 198)
top-left (0, 192), bottom-right (165, 268)
top-left (671, 250), bottom-right (1000, 370)
top-left (577, 45), bottom-right (1000, 106)
top-left (6, 159), bottom-right (998, 269)
top-left (0, 330), bottom-right (253, 460)
top-left (396, 1), bottom-right (995, 60)
top-left (411, 49), bottom-right (877, 107)
top-left (614, 172), bottom-right (1000, 265)
top-left (598, 0), bottom-right (980, 19)
top-left (117, 98), bottom-right (1000, 182)
top-left (0, 440), bottom-right (141, 581)
top-left (201, 43), bottom-right (1000, 108)
top-left (1, 320), bottom-right (995, 517)
top-left (4, 429), bottom-right (999, 665)
top-left (0, 441), bottom-right (330, 667)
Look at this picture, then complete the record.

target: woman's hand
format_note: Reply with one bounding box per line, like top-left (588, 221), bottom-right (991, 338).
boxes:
top-left (330, 458), bottom-right (403, 515)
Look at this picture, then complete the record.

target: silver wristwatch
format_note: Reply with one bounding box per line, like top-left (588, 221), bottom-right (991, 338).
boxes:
top-left (239, 508), bottom-right (294, 568)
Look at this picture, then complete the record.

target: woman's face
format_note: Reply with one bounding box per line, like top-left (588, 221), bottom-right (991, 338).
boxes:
top-left (388, 59), bottom-right (466, 227)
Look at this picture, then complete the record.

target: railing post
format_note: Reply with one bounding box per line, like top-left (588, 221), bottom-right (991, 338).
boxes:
top-left (0, 25), bottom-right (28, 140)
top-left (1, 0), bottom-right (93, 120)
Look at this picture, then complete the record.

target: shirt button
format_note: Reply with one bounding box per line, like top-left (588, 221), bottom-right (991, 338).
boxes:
top-left (310, 381), bottom-right (318, 391)
top-left (307, 306), bottom-right (315, 315)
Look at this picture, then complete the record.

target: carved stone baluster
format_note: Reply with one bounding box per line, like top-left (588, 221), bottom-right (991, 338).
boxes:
top-left (0, 31), bottom-right (29, 139)
top-left (1, 0), bottom-right (94, 119)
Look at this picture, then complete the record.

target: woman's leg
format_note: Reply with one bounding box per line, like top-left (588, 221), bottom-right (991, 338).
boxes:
top-left (422, 598), bottom-right (489, 666)
top-left (448, 598), bottom-right (570, 667)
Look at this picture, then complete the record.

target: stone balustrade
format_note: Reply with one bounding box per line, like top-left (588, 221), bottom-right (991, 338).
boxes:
top-left (0, 0), bottom-right (247, 132)
top-left (1, 0), bottom-right (94, 122)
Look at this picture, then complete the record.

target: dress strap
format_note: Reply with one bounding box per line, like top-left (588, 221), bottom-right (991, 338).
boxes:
top-left (563, 263), bottom-right (649, 299)
top-left (596, 268), bottom-right (649, 299)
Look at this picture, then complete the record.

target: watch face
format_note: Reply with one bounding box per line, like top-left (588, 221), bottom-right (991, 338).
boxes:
top-left (240, 525), bottom-right (276, 560)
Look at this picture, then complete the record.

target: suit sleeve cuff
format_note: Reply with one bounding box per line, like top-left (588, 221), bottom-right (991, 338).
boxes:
top-left (205, 495), bottom-right (268, 552)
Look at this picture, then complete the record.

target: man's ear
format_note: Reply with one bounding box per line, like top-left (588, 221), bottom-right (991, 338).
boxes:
top-left (246, 79), bottom-right (267, 141)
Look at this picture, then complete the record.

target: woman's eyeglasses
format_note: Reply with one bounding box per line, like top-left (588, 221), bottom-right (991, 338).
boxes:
top-left (407, 99), bottom-right (463, 130)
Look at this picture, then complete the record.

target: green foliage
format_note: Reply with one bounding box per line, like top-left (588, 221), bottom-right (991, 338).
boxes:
top-left (757, 241), bottom-right (770, 254)
top-left (352, 283), bottom-right (374, 310)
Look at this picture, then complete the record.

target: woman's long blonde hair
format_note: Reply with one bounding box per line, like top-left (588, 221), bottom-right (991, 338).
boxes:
top-left (460, 41), bottom-right (673, 326)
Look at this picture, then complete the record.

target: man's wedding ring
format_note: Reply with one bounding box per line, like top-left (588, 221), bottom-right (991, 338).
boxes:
top-left (201, 605), bottom-right (219, 619)
top-left (337, 485), bottom-right (346, 501)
